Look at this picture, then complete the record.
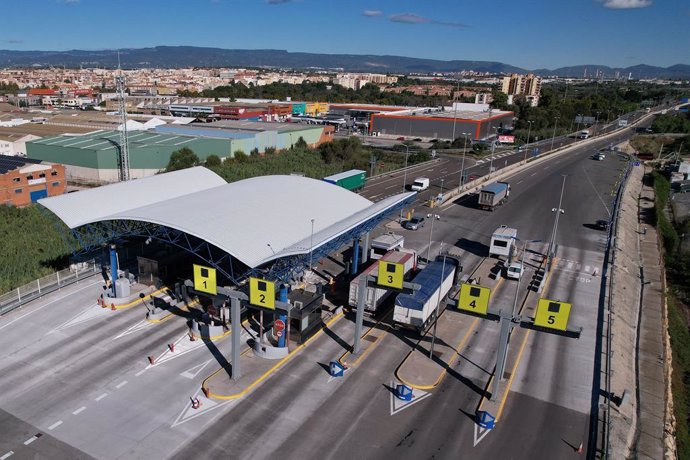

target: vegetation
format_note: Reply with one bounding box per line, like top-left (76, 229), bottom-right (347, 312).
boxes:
top-left (652, 171), bottom-right (690, 457)
top-left (166, 147), bottom-right (200, 171)
top-left (652, 112), bottom-right (690, 134)
top-left (0, 82), bottom-right (19, 93)
top-left (0, 206), bottom-right (75, 295)
top-left (166, 138), bottom-right (429, 182)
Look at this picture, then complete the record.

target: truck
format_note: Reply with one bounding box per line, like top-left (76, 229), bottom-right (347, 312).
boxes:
top-left (393, 256), bottom-right (458, 330)
top-left (410, 177), bottom-right (430, 191)
top-left (489, 225), bottom-right (517, 258)
top-left (618, 119), bottom-right (629, 128)
top-left (322, 169), bottom-right (366, 192)
top-left (579, 130), bottom-right (590, 139)
top-left (348, 249), bottom-right (417, 314)
top-left (370, 233), bottom-right (405, 260)
top-left (478, 181), bottom-right (510, 211)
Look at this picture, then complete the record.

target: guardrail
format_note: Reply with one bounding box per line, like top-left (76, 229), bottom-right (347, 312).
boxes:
top-left (0, 259), bottom-right (101, 316)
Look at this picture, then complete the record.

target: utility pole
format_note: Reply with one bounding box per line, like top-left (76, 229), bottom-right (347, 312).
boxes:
top-left (548, 175), bottom-right (567, 265)
top-left (550, 117), bottom-right (560, 151)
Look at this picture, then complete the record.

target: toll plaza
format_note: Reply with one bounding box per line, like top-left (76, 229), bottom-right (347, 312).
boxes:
top-left (38, 166), bottom-right (414, 398)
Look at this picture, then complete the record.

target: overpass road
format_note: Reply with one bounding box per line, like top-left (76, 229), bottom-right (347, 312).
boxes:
top-left (0, 124), bottom-right (635, 459)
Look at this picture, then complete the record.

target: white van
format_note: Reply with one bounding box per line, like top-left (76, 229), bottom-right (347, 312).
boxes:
top-left (489, 225), bottom-right (517, 258)
top-left (410, 177), bottom-right (430, 191)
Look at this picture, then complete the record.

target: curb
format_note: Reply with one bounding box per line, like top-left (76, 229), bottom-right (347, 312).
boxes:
top-left (201, 311), bottom-right (345, 400)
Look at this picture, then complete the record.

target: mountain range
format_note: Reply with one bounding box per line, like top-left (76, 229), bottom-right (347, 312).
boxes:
top-left (0, 46), bottom-right (688, 79)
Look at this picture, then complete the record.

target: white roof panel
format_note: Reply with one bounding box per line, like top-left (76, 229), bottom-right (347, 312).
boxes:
top-left (39, 168), bottom-right (413, 269)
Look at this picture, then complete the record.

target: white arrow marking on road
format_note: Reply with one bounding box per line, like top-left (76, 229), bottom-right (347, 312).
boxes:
top-left (52, 304), bottom-right (110, 332)
top-left (114, 320), bottom-right (153, 340)
top-left (327, 367), bottom-right (349, 383)
top-left (170, 392), bottom-right (235, 428)
top-left (473, 423), bottom-right (492, 446)
top-left (389, 380), bottom-right (431, 416)
top-left (180, 359), bottom-right (213, 379)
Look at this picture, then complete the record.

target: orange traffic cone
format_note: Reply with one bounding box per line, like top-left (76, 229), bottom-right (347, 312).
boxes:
top-left (111, 303), bottom-right (116, 311)
top-left (148, 355), bottom-right (155, 365)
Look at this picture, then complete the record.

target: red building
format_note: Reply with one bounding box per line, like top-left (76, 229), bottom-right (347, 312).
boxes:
top-left (0, 156), bottom-right (66, 207)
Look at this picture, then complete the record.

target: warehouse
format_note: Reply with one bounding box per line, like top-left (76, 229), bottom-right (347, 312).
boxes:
top-left (26, 121), bottom-right (334, 184)
top-left (0, 156), bottom-right (66, 206)
top-left (369, 108), bottom-right (514, 141)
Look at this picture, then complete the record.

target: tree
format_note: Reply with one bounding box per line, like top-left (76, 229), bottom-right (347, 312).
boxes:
top-left (166, 147), bottom-right (199, 171)
top-left (205, 154), bottom-right (221, 167)
top-left (294, 136), bottom-right (308, 149)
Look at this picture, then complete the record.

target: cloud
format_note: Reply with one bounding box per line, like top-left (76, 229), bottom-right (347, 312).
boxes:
top-left (601, 0), bottom-right (652, 9)
top-left (362, 10), bottom-right (382, 17)
top-left (4, 39), bottom-right (24, 44)
top-left (389, 13), bottom-right (467, 28)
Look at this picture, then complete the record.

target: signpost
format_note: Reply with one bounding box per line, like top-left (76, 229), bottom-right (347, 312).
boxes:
top-left (534, 298), bottom-right (572, 331)
top-left (377, 261), bottom-right (404, 290)
top-left (193, 264), bottom-right (217, 295)
top-left (457, 283), bottom-right (491, 316)
top-left (249, 277), bottom-right (276, 310)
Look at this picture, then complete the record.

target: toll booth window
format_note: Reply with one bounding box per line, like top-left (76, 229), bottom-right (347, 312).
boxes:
top-left (548, 302), bottom-right (561, 313)
top-left (257, 281), bottom-right (267, 291)
top-left (470, 286), bottom-right (481, 297)
top-left (494, 240), bottom-right (508, 247)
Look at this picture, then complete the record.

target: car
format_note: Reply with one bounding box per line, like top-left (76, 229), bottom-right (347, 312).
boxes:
top-left (404, 216), bottom-right (426, 230)
top-left (593, 153), bottom-right (605, 161)
top-left (468, 174), bottom-right (478, 182)
top-left (506, 262), bottom-right (523, 280)
top-left (595, 219), bottom-right (610, 231)
top-left (413, 138), bottom-right (422, 142)
top-left (396, 136), bottom-right (406, 141)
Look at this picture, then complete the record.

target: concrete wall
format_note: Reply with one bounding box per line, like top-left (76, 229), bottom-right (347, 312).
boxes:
top-left (371, 115), bottom-right (479, 140)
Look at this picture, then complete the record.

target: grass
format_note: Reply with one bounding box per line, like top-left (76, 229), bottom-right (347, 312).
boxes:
top-left (668, 297), bottom-right (690, 459)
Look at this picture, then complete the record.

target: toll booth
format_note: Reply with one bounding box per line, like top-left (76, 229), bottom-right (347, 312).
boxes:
top-left (287, 289), bottom-right (324, 344)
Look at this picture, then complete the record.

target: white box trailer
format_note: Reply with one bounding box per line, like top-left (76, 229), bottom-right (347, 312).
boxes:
top-left (489, 225), bottom-right (517, 258)
top-left (348, 249), bottom-right (417, 314)
top-left (393, 257), bottom-right (458, 330)
top-left (370, 233), bottom-right (404, 260)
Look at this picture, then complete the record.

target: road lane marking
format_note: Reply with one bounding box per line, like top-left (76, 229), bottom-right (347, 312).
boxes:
top-left (474, 424), bottom-right (492, 446)
top-left (48, 420), bottom-right (63, 430)
top-left (72, 406), bottom-right (86, 415)
top-left (135, 369), bottom-right (147, 377)
top-left (517, 180), bottom-right (523, 184)
top-left (95, 393), bottom-right (108, 401)
top-left (530, 172), bottom-right (536, 176)
top-left (0, 452), bottom-right (14, 459)
top-left (115, 380), bottom-right (128, 389)
top-left (23, 436), bottom-right (38, 445)
top-left (0, 279), bottom-right (102, 331)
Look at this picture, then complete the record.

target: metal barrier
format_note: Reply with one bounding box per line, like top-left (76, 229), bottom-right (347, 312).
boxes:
top-left (0, 259), bottom-right (101, 316)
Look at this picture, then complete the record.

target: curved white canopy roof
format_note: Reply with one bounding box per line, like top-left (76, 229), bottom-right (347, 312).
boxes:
top-left (40, 167), bottom-right (413, 268)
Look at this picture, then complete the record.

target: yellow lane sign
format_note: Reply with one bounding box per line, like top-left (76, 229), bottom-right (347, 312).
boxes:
top-left (377, 261), bottom-right (404, 290)
top-left (193, 264), bottom-right (217, 295)
top-left (457, 283), bottom-right (491, 315)
top-left (249, 277), bottom-right (276, 310)
top-left (534, 298), bottom-right (572, 331)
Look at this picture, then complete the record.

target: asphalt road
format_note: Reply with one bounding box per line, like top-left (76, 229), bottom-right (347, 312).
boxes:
top-left (0, 121), bottom-right (638, 459)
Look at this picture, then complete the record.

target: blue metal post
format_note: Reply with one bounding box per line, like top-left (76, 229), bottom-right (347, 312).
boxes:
top-left (278, 284), bottom-right (288, 348)
top-left (109, 244), bottom-right (118, 298)
top-left (351, 238), bottom-right (360, 276)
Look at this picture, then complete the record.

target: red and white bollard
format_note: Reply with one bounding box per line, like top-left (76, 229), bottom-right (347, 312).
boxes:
top-left (168, 343), bottom-right (175, 353)
top-left (190, 396), bottom-right (201, 409)
top-left (147, 355), bottom-right (155, 365)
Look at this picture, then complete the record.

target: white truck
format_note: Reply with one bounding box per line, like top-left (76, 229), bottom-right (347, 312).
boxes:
top-left (369, 233), bottom-right (404, 260)
top-left (410, 177), bottom-right (430, 191)
top-left (349, 249), bottom-right (417, 314)
top-left (393, 257), bottom-right (458, 330)
top-left (489, 225), bottom-right (517, 258)
top-left (579, 130), bottom-right (590, 139)
top-left (478, 182), bottom-right (510, 211)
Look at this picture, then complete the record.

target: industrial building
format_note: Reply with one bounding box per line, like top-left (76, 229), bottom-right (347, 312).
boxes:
top-left (0, 155), bottom-right (66, 206)
top-left (26, 121), bottom-right (334, 184)
top-left (369, 107), bottom-right (514, 141)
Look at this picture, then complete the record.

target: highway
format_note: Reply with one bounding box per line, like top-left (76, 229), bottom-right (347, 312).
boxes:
top-left (0, 122), bottom-right (638, 459)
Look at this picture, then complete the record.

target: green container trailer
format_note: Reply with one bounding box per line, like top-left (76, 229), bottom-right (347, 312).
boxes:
top-left (322, 169), bottom-right (366, 192)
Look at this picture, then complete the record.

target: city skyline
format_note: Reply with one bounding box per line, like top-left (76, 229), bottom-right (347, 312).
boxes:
top-left (0, 0), bottom-right (688, 70)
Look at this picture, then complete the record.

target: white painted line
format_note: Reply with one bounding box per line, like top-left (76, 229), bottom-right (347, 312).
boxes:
top-left (48, 420), bottom-right (63, 430)
top-left (135, 369), bottom-right (147, 377)
top-left (115, 380), bottom-right (128, 389)
top-left (0, 452), bottom-right (14, 459)
top-left (517, 180), bottom-right (523, 184)
top-left (0, 279), bottom-right (102, 331)
top-left (72, 406), bottom-right (86, 415)
top-left (23, 436), bottom-right (37, 446)
top-left (95, 393), bottom-right (108, 401)
top-left (530, 172), bottom-right (536, 176)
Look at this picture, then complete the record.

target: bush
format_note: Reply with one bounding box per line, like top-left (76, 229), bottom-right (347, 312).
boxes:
top-left (205, 155), bottom-right (221, 167)
top-left (166, 147), bottom-right (200, 171)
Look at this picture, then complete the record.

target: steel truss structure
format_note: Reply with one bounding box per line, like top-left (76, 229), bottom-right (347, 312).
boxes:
top-left (52, 195), bottom-right (411, 286)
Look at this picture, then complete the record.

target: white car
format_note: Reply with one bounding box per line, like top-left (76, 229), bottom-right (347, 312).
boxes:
top-left (506, 262), bottom-right (523, 280)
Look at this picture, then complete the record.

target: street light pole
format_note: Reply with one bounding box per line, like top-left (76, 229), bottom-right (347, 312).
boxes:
top-left (429, 245), bottom-right (447, 359)
top-left (309, 218), bottom-right (315, 272)
top-left (426, 213), bottom-right (439, 263)
top-left (550, 116), bottom-right (560, 151)
top-left (548, 175), bottom-right (567, 264)
top-left (451, 81), bottom-right (459, 142)
top-left (458, 132), bottom-right (469, 188)
top-left (399, 146), bottom-right (410, 223)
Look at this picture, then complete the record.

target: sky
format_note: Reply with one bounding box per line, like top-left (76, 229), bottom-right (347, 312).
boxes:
top-left (0, 0), bottom-right (688, 70)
